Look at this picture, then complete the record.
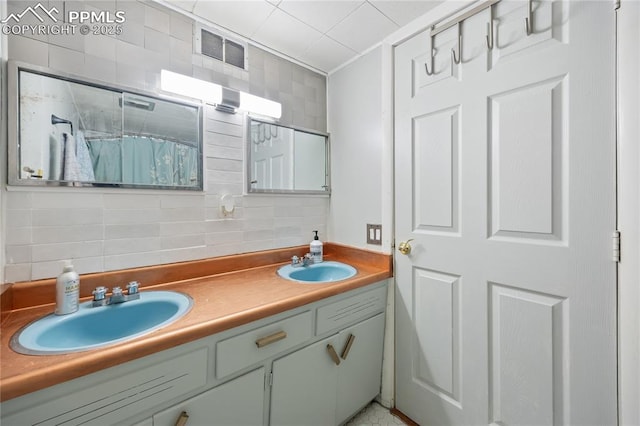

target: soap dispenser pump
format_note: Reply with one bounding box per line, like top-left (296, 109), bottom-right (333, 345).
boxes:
top-left (310, 230), bottom-right (323, 263)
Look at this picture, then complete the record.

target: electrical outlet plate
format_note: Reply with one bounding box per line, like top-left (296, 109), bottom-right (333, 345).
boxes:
top-left (367, 224), bottom-right (382, 245)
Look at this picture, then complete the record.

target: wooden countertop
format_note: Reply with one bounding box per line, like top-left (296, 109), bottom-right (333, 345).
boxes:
top-left (0, 243), bottom-right (392, 402)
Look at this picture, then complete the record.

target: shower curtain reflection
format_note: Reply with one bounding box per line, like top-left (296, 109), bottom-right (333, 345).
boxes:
top-left (87, 136), bottom-right (198, 186)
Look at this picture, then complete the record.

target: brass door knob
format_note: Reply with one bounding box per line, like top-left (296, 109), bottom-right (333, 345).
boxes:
top-left (398, 239), bottom-right (414, 255)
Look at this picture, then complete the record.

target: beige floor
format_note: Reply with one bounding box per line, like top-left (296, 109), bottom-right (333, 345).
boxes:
top-left (345, 402), bottom-right (406, 426)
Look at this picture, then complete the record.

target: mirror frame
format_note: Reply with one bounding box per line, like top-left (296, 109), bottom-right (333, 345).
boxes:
top-left (246, 117), bottom-right (330, 195)
top-left (8, 60), bottom-right (204, 191)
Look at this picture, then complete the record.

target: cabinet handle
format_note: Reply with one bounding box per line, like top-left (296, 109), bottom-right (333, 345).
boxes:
top-left (341, 334), bottom-right (356, 360)
top-left (255, 330), bottom-right (287, 348)
top-left (175, 411), bottom-right (189, 426)
top-left (327, 344), bottom-right (341, 365)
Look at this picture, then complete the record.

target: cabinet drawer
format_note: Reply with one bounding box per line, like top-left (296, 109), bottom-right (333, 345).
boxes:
top-left (216, 311), bottom-right (312, 379)
top-left (1, 347), bottom-right (208, 426)
top-left (316, 285), bottom-right (387, 335)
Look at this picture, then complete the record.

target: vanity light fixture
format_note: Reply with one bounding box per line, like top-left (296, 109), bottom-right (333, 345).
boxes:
top-left (240, 91), bottom-right (281, 119)
top-left (160, 70), bottom-right (282, 119)
top-left (160, 70), bottom-right (223, 104)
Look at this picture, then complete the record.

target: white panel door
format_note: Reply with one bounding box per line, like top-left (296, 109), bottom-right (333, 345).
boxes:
top-left (394, 1), bottom-right (616, 425)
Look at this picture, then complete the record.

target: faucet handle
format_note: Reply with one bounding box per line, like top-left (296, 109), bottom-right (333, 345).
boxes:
top-left (126, 281), bottom-right (139, 295)
top-left (303, 253), bottom-right (314, 266)
top-left (92, 286), bottom-right (108, 301)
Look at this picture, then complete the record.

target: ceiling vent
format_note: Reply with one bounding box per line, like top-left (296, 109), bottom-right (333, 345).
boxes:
top-left (195, 25), bottom-right (247, 71)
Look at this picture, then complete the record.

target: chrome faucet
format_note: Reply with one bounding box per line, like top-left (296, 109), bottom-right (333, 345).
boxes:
top-left (92, 281), bottom-right (141, 307)
top-left (291, 253), bottom-right (314, 267)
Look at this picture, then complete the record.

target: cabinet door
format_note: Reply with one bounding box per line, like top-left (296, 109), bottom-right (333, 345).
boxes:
top-left (335, 313), bottom-right (386, 424)
top-left (153, 367), bottom-right (265, 426)
top-left (270, 335), bottom-right (340, 426)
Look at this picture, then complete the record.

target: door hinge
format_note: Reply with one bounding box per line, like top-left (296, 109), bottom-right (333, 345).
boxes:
top-left (615, 0), bottom-right (620, 10)
top-left (613, 230), bottom-right (621, 262)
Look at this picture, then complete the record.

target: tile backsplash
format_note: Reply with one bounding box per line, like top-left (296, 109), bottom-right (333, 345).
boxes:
top-left (3, 0), bottom-right (328, 282)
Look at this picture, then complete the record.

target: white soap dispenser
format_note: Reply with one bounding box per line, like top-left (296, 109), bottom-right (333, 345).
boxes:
top-left (310, 230), bottom-right (323, 263)
top-left (55, 260), bottom-right (80, 315)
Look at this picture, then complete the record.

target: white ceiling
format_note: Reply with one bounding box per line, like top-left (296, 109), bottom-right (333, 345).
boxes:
top-left (164, 0), bottom-right (443, 73)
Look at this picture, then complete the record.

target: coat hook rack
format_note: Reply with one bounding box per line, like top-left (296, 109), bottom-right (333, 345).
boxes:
top-left (524, 0), bottom-right (533, 35)
top-left (424, 1), bottom-right (500, 73)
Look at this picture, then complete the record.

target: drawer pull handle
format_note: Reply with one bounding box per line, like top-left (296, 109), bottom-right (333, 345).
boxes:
top-left (256, 330), bottom-right (287, 348)
top-left (341, 334), bottom-right (356, 360)
top-left (175, 411), bottom-right (189, 426)
top-left (327, 344), bottom-right (341, 365)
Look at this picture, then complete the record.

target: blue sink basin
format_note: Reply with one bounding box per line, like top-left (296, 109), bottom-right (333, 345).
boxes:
top-left (277, 261), bottom-right (357, 283)
top-left (11, 291), bottom-right (193, 355)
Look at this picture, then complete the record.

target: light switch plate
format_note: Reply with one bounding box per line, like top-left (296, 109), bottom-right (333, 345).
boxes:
top-left (367, 224), bottom-right (382, 245)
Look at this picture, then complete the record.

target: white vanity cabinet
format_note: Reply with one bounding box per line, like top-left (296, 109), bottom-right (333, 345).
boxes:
top-left (1, 281), bottom-right (388, 426)
top-left (270, 313), bottom-right (386, 425)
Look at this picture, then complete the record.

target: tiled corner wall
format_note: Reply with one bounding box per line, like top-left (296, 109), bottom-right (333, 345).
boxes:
top-left (3, 0), bottom-right (328, 282)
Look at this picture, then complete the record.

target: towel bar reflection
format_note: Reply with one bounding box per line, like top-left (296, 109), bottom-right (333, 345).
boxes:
top-left (51, 114), bottom-right (73, 135)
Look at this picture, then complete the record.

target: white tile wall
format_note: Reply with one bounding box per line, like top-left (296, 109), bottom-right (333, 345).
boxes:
top-left (3, 0), bottom-right (328, 282)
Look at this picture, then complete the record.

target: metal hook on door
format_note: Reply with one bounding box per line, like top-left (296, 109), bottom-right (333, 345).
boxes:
top-left (486, 6), bottom-right (494, 50)
top-left (451, 23), bottom-right (462, 65)
top-left (524, 0), bottom-right (533, 36)
top-left (424, 27), bottom-right (435, 76)
top-left (424, 48), bottom-right (435, 76)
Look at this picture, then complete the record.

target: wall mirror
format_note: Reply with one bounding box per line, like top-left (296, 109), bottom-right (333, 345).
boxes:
top-left (247, 118), bottom-right (329, 194)
top-left (8, 61), bottom-right (203, 190)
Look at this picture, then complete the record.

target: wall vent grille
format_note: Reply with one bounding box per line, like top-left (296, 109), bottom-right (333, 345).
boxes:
top-left (196, 26), bottom-right (247, 71)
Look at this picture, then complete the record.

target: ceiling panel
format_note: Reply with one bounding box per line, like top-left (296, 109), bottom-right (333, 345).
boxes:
top-left (326, 2), bottom-right (398, 53)
top-left (192, 1), bottom-right (276, 39)
top-left (278, 0), bottom-right (362, 33)
top-left (300, 35), bottom-right (358, 72)
top-left (252, 8), bottom-right (324, 61)
top-left (370, 0), bottom-right (442, 26)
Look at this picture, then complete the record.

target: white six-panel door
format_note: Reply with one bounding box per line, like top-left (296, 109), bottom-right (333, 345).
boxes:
top-left (394, 1), bottom-right (616, 424)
